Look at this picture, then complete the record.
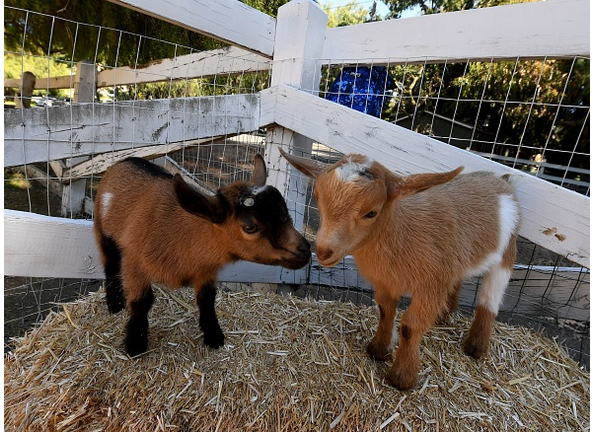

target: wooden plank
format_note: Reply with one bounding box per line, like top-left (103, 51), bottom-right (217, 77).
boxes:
top-left (4, 48), bottom-right (270, 91)
top-left (62, 61), bottom-right (96, 217)
top-left (14, 72), bottom-right (36, 109)
top-left (5, 75), bottom-right (73, 90)
top-left (4, 210), bottom-right (104, 279)
top-left (323, 0), bottom-right (589, 64)
top-left (264, 0), bottom-right (328, 279)
top-left (261, 85), bottom-right (590, 268)
top-left (61, 139), bottom-right (209, 180)
top-left (4, 94), bottom-right (260, 167)
top-left (96, 47), bottom-right (270, 88)
top-left (104, 0), bottom-right (275, 58)
top-left (3, 210), bottom-right (304, 284)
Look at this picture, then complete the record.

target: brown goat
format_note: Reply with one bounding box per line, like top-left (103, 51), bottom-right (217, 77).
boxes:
top-left (94, 155), bottom-right (311, 357)
top-left (281, 148), bottom-right (520, 390)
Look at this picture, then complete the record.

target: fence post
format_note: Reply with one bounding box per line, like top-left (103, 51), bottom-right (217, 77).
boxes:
top-left (264, 0), bottom-right (328, 285)
top-left (15, 71), bottom-right (36, 109)
top-left (61, 60), bottom-right (96, 217)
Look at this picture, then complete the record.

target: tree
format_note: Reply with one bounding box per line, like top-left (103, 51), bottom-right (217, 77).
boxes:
top-left (319, 1), bottom-right (373, 27)
top-left (384, 0), bottom-right (538, 19)
top-left (5, 0), bottom-right (225, 66)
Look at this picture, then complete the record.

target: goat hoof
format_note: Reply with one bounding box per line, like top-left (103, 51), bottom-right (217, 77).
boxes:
top-left (204, 328), bottom-right (225, 349)
top-left (107, 300), bottom-right (125, 314)
top-left (367, 340), bottom-right (392, 361)
top-left (125, 333), bottom-right (148, 357)
top-left (462, 337), bottom-right (488, 360)
top-left (386, 368), bottom-right (418, 390)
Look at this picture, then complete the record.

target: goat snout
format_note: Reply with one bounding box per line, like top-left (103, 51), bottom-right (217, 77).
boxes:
top-left (285, 238), bottom-right (311, 269)
top-left (316, 245), bottom-right (339, 266)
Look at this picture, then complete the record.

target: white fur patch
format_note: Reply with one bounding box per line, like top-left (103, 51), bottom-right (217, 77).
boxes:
top-left (466, 194), bottom-right (519, 277)
top-left (335, 156), bottom-right (374, 182)
top-left (469, 194), bottom-right (519, 314)
top-left (479, 266), bottom-right (512, 314)
top-left (101, 192), bottom-right (114, 218)
top-left (389, 318), bottom-right (400, 350)
top-left (252, 185), bottom-right (270, 195)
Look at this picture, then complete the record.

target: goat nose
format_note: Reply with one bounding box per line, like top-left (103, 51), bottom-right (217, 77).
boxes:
top-left (316, 246), bottom-right (333, 262)
top-left (298, 240), bottom-right (311, 257)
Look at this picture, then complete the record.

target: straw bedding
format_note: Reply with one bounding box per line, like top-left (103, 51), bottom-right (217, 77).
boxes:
top-left (4, 286), bottom-right (589, 431)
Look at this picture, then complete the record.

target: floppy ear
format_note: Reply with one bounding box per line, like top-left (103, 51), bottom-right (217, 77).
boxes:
top-left (173, 174), bottom-right (228, 223)
top-left (251, 153), bottom-right (267, 186)
top-left (279, 146), bottom-right (329, 179)
top-left (386, 166), bottom-right (464, 201)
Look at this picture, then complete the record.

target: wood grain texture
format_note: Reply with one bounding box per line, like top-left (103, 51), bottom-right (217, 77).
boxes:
top-left (105, 0), bottom-right (276, 57)
top-left (4, 210), bottom-right (308, 283)
top-left (5, 94), bottom-right (260, 167)
top-left (323, 0), bottom-right (589, 64)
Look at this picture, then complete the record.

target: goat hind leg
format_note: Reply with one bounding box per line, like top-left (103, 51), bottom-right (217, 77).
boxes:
top-left (463, 264), bottom-right (512, 359)
top-left (99, 233), bottom-right (126, 313)
top-left (124, 286), bottom-right (154, 357)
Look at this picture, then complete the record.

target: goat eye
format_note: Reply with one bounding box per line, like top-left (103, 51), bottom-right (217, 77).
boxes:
top-left (243, 224), bottom-right (259, 234)
top-left (364, 210), bottom-right (378, 219)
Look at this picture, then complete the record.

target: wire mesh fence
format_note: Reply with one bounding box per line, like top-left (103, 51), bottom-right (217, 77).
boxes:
top-left (4, 7), bottom-right (589, 369)
top-left (317, 57), bottom-right (590, 195)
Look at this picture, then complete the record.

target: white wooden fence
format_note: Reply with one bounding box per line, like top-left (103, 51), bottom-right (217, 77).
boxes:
top-left (4, 0), bottom-right (590, 288)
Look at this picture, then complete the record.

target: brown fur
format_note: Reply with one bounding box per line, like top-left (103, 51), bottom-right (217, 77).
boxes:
top-left (281, 148), bottom-right (521, 390)
top-left (94, 155), bottom-right (310, 356)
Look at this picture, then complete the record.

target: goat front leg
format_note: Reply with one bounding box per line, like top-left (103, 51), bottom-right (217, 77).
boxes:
top-left (195, 281), bottom-right (225, 349)
top-left (121, 259), bottom-right (154, 357)
top-left (124, 286), bottom-right (154, 357)
top-left (367, 288), bottom-right (400, 361)
top-left (387, 294), bottom-right (444, 390)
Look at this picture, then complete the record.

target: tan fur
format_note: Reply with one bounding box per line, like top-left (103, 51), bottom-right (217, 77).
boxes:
top-left (281, 148), bottom-right (521, 390)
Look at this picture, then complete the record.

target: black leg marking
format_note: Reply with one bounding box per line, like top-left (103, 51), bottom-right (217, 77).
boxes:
top-left (196, 283), bottom-right (224, 349)
top-left (125, 288), bottom-right (154, 357)
top-left (100, 234), bottom-right (126, 313)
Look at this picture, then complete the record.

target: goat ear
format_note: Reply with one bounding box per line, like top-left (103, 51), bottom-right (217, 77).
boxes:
top-left (173, 174), bottom-right (227, 223)
top-left (251, 153), bottom-right (267, 186)
top-left (279, 146), bottom-right (328, 179)
top-left (387, 166), bottom-right (464, 200)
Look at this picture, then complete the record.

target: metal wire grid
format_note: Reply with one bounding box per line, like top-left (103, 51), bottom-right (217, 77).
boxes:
top-left (4, 7), bottom-right (272, 219)
top-left (316, 57), bottom-right (590, 195)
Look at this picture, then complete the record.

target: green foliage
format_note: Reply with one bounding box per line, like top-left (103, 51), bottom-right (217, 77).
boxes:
top-left (380, 57), bottom-right (589, 169)
top-left (320, 1), bottom-right (372, 27)
top-left (240, 0), bottom-right (290, 17)
top-left (5, 0), bottom-right (222, 66)
top-left (4, 53), bottom-right (71, 80)
top-left (384, 0), bottom-right (538, 18)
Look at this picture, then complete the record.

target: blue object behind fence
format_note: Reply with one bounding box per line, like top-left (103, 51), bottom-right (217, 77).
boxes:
top-left (325, 66), bottom-right (395, 118)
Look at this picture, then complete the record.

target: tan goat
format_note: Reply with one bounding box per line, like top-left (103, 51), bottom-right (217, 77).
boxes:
top-left (281, 148), bottom-right (520, 390)
top-left (94, 155), bottom-right (311, 357)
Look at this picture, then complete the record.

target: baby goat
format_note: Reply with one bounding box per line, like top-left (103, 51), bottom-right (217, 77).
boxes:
top-left (94, 155), bottom-right (311, 357)
top-left (281, 148), bottom-right (520, 390)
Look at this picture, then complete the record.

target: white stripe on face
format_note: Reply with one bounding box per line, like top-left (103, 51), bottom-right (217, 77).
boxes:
top-left (335, 156), bottom-right (374, 183)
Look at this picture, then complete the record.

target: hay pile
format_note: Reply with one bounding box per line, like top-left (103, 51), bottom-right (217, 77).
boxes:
top-left (5, 287), bottom-right (589, 431)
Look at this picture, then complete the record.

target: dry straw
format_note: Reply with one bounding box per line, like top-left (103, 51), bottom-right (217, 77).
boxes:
top-left (4, 286), bottom-right (589, 431)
